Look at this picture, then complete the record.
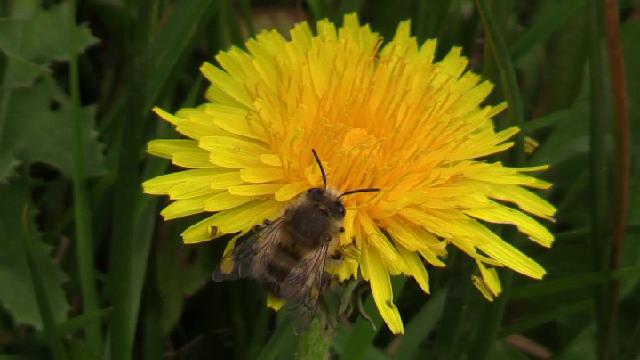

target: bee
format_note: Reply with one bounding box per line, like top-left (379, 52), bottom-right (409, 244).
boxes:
top-left (212, 149), bottom-right (378, 317)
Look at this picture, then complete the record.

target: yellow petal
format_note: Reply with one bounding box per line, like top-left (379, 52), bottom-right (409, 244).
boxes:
top-left (228, 183), bottom-right (284, 196)
top-left (240, 167), bottom-right (284, 183)
top-left (383, 217), bottom-right (445, 267)
top-left (200, 135), bottom-right (269, 168)
top-left (487, 184), bottom-right (556, 219)
top-left (203, 103), bottom-right (266, 140)
top-left (182, 216), bottom-right (218, 244)
top-left (142, 169), bottom-right (224, 195)
top-left (358, 212), bottom-right (400, 266)
top-left (147, 139), bottom-right (203, 159)
top-left (219, 232), bottom-right (245, 274)
top-left (397, 245), bottom-right (430, 294)
top-left (200, 62), bottom-right (253, 108)
top-left (210, 172), bottom-right (244, 189)
top-left (465, 203), bottom-right (554, 247)
top-left (476, 260), bottom-right (501, 297)
top-left (204, 191), bottom-right (253, 212)
top-left (472, 222), bottom-right (546, 279)
top-left (168, 178), bottom-right (217, 200)
top-left (152, 107), bottom-right (180, 125)
top-left (472, 275), bottom-right (495, 301)
top-left (209, 200), bottom-right (284, 234)
top-left (260, 153), bottom-right (282, 167)
top-left (267, 294), bottom-right (285, 311)
top-left (325, 256), bottom-right (358, 282)
top-left (274, 182), bottom-right (308, 202)
top-left (362, 244), bottom-right (404, 334)
top-left (161, 196), bottom-right (206, 220)
top-left (173, 151), bottom-right (216, 168)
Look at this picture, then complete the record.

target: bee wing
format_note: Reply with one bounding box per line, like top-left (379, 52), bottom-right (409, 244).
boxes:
top-left (280, 241), bottom-right (329, 307)
top-left (212, 218), bottom-right (285, 282)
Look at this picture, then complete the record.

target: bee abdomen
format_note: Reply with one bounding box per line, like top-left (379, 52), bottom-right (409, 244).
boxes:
top-left (266, 260), bottom-right (291, 282)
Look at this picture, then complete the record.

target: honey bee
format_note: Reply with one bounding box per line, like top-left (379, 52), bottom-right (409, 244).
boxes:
top-left (212, 149), bottom-right (378, 317)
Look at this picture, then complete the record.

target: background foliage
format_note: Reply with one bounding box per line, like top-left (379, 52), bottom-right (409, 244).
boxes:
top-left (0, 0), bottom-right (638, 359)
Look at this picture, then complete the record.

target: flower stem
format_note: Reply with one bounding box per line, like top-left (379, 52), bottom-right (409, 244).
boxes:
top-left (602, 0), bottom-right (630, 357)
top-left (295, 318), bottom-right (334, 360)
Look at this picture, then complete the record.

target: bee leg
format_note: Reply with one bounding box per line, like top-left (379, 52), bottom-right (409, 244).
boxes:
top-left (263, 219), bottom-right (272, 226)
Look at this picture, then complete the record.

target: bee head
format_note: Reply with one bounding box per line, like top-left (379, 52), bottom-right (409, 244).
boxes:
top-left (307, 149), bottom-right (379, 220)
top-left (306, 188), bottom-right (345, 219)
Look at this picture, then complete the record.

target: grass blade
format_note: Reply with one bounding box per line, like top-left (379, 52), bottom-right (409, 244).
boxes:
top-left (587, 0), bottom-right (611, 357)
top-left (107, 1), bottom-right (157, 358)
top-left (12, 210), bottom-right (68, 360)
top-left (68, 0), bottom-right (101, 352)
top-left (509, 0), bottom-right (587, 62)
top-left (511, 265), bottom-right (640, 299)
top-left (391, 291), bottom-right (447, 360)
top-left (145, 0), bottom-right (218, 111)
top-left (500, 299), bottom-right (593, 336)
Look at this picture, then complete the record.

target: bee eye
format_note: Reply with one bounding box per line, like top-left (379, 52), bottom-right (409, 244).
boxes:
top-left (336, 203), bottom-right (345, 217)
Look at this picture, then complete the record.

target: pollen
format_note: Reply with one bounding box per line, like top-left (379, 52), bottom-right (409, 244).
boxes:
top-left (142, 14), bottom-right (556, 335)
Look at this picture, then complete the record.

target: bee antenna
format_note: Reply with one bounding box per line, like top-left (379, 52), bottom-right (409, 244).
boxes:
top-left (338, 188), bottom-right (380, 198)
top-left (311, 149), bottom-right (327, 190)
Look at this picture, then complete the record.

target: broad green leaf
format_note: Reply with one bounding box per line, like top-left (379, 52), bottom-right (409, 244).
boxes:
top-left (3, 55), bottom-right (48, 88)
top-left (8, 0), bottom-right (39, 19)
top-left (1, 78), bottom-right (106, 178)
top-left (0, 183), bottom-right (69, 329)
top-left (0, 3), bottom-right (97, 64)
top-left (0, 151), bottom-right (18, 178)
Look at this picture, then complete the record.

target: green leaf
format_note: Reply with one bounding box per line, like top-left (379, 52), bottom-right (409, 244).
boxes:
top-left (58, 308), bottom-right (113, 335)
top-left (1, 78), bottom-right (106, 178)
top-left (509, 0), bottom-right (587, 62)
top-left (0, 3), bottom-right (97, 64)
top-left (3, 55), bottom-right (49, 88)
top-left (338, 277), bottom-right (406, 360)
top-left (0, 183), bottom-right (69, 329)
top-left (391, 291), bottom-right (447, 360)
top-left (530, 101), bottom-right (590, 166)
top-left (511, 264), bottom-right (640, 299)
top-left (155, 233), bottom-right (217, 334)
top-left (500, 299), bottom-right (593, 336)
top-left (555, 324), bottom-right (597, 360)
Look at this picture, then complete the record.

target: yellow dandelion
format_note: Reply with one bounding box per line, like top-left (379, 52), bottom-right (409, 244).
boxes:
top-left (143, 14), bottom-right (555, 335)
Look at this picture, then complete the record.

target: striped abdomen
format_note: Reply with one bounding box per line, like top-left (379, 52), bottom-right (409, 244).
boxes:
top-left (260, 241), bottom-right (305, 298)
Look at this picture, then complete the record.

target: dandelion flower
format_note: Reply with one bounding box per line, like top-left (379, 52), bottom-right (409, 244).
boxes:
top-left (143, 14), bottom-right (555, 334)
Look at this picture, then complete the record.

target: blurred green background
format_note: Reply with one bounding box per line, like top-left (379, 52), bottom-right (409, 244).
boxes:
top-left (0, 0), bottom-right (638, 359)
